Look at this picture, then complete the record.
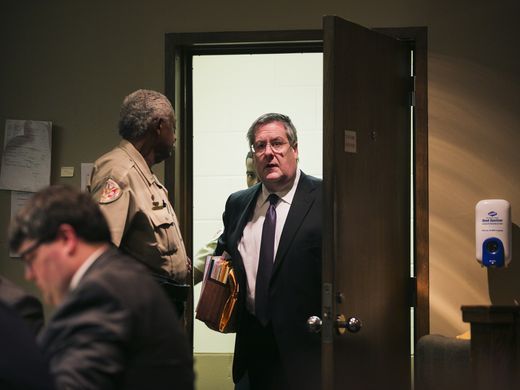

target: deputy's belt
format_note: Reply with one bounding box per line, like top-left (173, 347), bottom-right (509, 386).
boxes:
top-left (151, 273), bottom-right (190, 302)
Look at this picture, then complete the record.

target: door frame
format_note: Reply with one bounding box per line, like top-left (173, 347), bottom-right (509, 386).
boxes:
top-left (164, 26), bottom-right (429, 342)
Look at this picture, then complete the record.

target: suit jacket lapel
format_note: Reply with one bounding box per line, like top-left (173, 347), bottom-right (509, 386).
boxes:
top-left (229, 185), bottom-right (261, 273)
top-left (272, 173), bottom-right (317, 277)
top-left (74, 247), bottom-right (114, 285)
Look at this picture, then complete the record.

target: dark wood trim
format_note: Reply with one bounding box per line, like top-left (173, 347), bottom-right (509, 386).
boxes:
top-left (376, 27), bottom-right (429, 340)
top-left (164, 35), bottom-right (195, 341)
top-left (165, 26), bottom-right (429, 344)
top-left (165, 30), bottom-right (323, 46)
top-left (321, 18), bottom-right (335, 390)
top-left (462, 305), bottom-right (520, 389)
top-left (413, 27), bottom-right (429, 342)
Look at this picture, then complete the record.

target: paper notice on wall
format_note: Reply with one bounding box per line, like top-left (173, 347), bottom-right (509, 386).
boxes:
top-left (9, 191), bottom-right (34, 257)
top-left (10, 190), bottom-right (33, 219)
top-left (0, 119), bottom-right (52, 192)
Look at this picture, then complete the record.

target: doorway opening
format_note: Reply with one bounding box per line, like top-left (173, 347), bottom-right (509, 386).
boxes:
top-left (191, 52), bottom-right (322, 386)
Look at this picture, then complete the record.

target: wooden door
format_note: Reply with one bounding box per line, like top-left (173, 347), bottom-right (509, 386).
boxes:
top-left (322, 16), bottom-right (411, 389)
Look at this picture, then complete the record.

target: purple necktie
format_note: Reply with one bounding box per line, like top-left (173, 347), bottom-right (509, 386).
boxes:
top-left (255, 193), bottom-right (279, 325)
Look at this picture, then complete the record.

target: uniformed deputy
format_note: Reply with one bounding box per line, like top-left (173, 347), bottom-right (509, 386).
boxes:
top-left (89, 89), bottom-right (189, 315)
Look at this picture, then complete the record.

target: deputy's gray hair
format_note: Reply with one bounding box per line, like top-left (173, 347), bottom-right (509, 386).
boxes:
top-left (246, 113), bottom-right (298, 147)
top-left (118, 89), bottom-right (174, 140)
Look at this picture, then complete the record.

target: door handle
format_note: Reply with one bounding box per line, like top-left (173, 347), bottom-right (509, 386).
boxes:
top-left (306, 314), bottom-right (362, 335)
top-left (307, 315), bottom-right (323, 333)
top-left (335, 313), bottom-right (362, 335)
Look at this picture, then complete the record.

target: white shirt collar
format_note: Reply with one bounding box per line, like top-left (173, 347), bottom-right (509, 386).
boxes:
top-left (69, 246), bottom-right (108, 291)
top-left (260, 169), bottom-right (301, 206)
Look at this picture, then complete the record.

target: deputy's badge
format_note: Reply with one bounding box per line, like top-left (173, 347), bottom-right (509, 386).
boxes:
top-left (99, 178), bottom-right (122, 204)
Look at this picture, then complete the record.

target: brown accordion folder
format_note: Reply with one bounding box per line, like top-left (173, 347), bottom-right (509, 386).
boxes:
top-left (195, 254), bottom-right (239, 333)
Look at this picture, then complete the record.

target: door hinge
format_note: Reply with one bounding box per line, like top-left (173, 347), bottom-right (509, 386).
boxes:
top-left (409, 76), bottom-right (416, 107)
top-left (409, 276), bottom-right (417, 307)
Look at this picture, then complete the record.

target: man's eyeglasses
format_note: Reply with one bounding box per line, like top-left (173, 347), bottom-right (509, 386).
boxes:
top-left (251, 140), bottom-right (290, 155)
top-left (17, 239), bottom-right (45, 265)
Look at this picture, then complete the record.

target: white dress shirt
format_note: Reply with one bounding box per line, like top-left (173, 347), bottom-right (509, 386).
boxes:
top-left (238, 169), bottom-right (301, 314)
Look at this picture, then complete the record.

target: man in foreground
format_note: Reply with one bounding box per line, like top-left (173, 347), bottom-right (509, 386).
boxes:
top-left (9, 185), bottom-right (193, 390)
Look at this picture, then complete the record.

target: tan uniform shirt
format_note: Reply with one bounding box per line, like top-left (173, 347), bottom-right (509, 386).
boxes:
top-left (89, 140), bottom-right (188, 282)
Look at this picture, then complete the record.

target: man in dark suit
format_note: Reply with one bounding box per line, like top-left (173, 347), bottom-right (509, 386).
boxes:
top-left (0, 275), bottom-right (44, 334)
top-left (8, 185), bottom-right (194, 390)
top-left (216, 113), bottom-right (322, 390)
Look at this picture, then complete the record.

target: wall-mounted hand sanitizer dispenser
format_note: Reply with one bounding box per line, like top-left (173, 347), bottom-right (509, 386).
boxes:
top-left (476, 199), bottom-right (511, 267)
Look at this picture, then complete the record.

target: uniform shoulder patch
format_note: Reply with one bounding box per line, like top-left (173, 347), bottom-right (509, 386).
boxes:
top-left (99, 178), bottom-right (123, 204)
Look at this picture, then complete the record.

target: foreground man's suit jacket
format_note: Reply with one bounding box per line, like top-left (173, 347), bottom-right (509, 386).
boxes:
top-left (39, 247), bottom-right (194, 390)
top-left (216, 171), bottom-right (322, 389)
